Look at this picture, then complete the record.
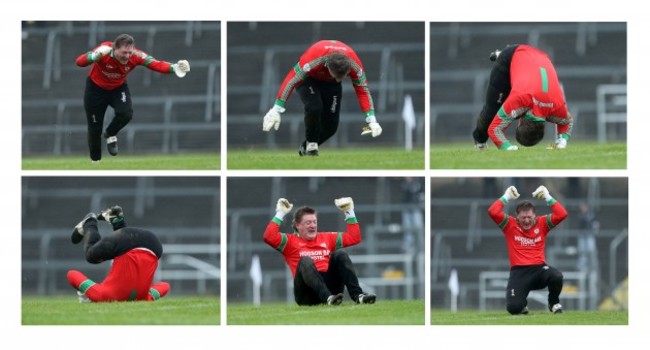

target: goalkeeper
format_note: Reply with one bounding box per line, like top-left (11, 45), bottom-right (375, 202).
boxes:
top-left (488, 185), bottom-right (568, 314)
top-left (262, 40), bottom-right (382, 156)
top-left (471, 44), bottom-right (574, 151)
top-left (75, 34), bottom-right (191, 163)
top-left (264, 197), bottom-right (377, 305)
top-left (67, 205), bottom-right (170, 302)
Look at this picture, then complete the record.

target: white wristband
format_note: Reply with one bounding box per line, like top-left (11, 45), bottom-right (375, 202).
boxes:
top-left (275, 211), bottom-right (286, 220)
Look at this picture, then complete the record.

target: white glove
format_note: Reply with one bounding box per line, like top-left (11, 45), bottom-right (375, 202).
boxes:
top-left (262, 105), bottom-right (285, 132)
top-left (502, 186), bottom-right (520, 202)
top-left (555, 137), bottom-right (567, 149)
top-left (173, 60), bottom-right (191, 78)
top-left (90, 45), bottom-right (112, 61)
top-left (335, 197), bottom-right (355, 219)
top-left (505, 145), bottom-right (519, 151)
top-left (361, 116), bottom-right (382, 137)
top-left (274, 198), bottom-right (293, 220)
top-left (532, 185), bottom-right (553, 202)
top-left (98, 205), bottom-right (123, 224)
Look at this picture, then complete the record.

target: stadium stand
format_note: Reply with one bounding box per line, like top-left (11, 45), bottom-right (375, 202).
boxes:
top-left (430, 177), bottom-right (628, 312)
top-left (22, 21), bottom-right (220, 156)
top-left (430, 22), bottom-right (627, 144)
top-left (227, 22), bottom-right (425, 150)
top-left (21, 177), bottom-right (220, 296)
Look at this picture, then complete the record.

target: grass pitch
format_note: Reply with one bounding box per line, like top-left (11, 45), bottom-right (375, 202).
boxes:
top-left (228, 147), bottom-right (424, 169)
top-left (430, 310), bottom-right (627, 325)
top-left (22, 296), bottom-right (220, 325)
top-left (430, 142), bottom-right (626, 169)
top-left (228, 299), bottom-right (424, 325)
top-left (22, 153), bottom-right (220, 170)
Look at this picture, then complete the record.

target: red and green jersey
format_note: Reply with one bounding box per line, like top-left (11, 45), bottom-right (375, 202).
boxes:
top-left (75, 41), bottom-right (173, 91)
top-left (274, 40), bottom-right (375, 118)
top-left (488, 198), bottom-right (568, 267)
top-left (263, 216), bottom-right (362, 277)
top-left (488, 45), bottom-right (573, 149)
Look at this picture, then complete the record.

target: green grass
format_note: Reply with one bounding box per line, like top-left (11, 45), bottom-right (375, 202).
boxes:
top-left (22, 153), bottom-right (220, 170)
top-left (430, 310), bottom-right (628, 325)
top-left (228, 147), bottom-right (424, 169)
top-left (430, 142), bottom-right (626, 169)
top-left (228, 300), bottom-right (424, 325)
top-left (22, 296), bottom-right (220, 325)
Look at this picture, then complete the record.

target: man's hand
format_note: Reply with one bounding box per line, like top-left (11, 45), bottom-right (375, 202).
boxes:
top-left (90, 45), bottom-right (112, 61)
top-left (335, 197), bottom-right (354, 211)
top-left (335, 197), bottom-right (355, 220)
top-left (555, 137), bottom-right (567, 149)
top-left (276, 198), bottom-right (293, 214)
top-left (502, 186), bottom-right (520, 202)
top-left (98, 205), bottom-right (123, 223)
top-left (532, 185), bottom-right (553, 202)
top-left (173, 60), bottom-right (191, 78)
top-left (361, 116), bottom-right (382, 137)
top-left (263, 105), bottom-right (285, 132)
top-left (361, 122), bottom-right (382, 137)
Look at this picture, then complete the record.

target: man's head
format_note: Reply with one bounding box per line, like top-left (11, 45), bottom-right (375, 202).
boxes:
top-left (515, 200), bottom-right (537, 230)
top-left (292, 206), bottom-right (318, 241)
top-left (516, 118), bottom-right (545, 147)
top-left (112, 34), bottom-right (135, 64)
top-left (326, 52), bottom-right (352, 82)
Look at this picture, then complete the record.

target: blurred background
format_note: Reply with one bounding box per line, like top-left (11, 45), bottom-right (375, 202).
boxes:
top-left (430, 22), bottom-right (627, 145)
top-left (227, 177), bottom-right (425, 304)
top-left (227, 22), bottom-right (425, 151)
top-left (21, 21), bottom-right (220, 157)
top-left (22, 176), bottom-right (220, 297)
top-left (431, 177), bottom-right (628, 312)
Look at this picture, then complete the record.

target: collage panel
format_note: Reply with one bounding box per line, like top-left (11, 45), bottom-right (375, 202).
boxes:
top-left (429, 22), bottom-right (627, 169)
top-left (21, 21), bottom-right (221, 170)
top-left (227, 176), bottom-right (425, 325)
top-left (21, 176), bottom-right (220, 325)
top-left (430, 177), bottom-right (628, 324)
top-left (227, 21), bottom-right (425, 169)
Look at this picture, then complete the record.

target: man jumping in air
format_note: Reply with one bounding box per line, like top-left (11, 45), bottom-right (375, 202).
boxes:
top-left (75, 34), bottom-right (191, 162)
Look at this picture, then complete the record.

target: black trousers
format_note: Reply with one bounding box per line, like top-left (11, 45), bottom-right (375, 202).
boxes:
top-left (505, 264), bottom-right (564, 315)
top-left (472, 44), bottom-right (519, 144)
top-left (83, 77), bottom-right (134, 160)
top-left (296, 78), bottom-right (342, 147)
top-left (81, 219), bottom-right (163, 264)
top-left (293, 250), bottom-right (363, 306)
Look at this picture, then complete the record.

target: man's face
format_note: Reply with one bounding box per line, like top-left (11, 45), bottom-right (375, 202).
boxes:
top-left (113, 45), bottom-right (134, 64)
top-left (327, 67), bottom-right (349, 83)
top-left (296, 213), bottom-right (318, 241)
top-left (516, 209), bottom-right (536, 230)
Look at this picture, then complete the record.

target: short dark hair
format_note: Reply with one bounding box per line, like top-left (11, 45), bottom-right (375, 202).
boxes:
top-left (326, 52), bottom-right (352, 79)
top-left (113, 34), bottom-right (135, 49)
top-left (292, 206), bottom-right (317, 230)
top-left (516, 118), bottom-right (545, 147)
top-left (515, 200), bottom-right (536, 214)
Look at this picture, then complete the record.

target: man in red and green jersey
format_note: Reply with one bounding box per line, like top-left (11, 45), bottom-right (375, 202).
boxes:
top-left (262, 40), bottom-right (382, 156)
top-left (75, 34), bottom-right (190, 162)
top-left (264, 197), bottom-right (376, 305)
top-left (472, 44), bottom-right (573, 151)
top-left (67, 205), bottom-right (170, 303)
top-left (488, 185), bottom-right (568, 314)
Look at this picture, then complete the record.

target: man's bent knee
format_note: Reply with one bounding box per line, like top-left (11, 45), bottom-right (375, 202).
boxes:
top-left (507, 300), bottom-right (526, 315)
